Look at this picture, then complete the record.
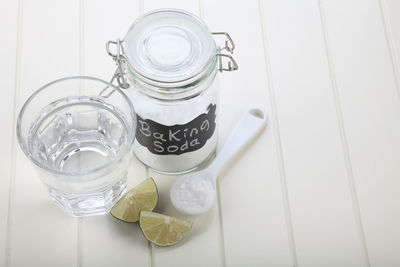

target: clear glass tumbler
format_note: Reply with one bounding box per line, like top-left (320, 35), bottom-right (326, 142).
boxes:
top-left (17, 76), bottom-right (136, 217)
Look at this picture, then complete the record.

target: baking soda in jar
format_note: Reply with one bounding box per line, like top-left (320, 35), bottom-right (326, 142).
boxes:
top-left (106, 9), bottom-right (238, 174)
top-left (130, 78), bottom-right (219, 173)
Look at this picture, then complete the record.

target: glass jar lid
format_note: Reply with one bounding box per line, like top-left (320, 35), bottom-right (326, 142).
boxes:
top-left (122, 9), bottom-right (217, 87)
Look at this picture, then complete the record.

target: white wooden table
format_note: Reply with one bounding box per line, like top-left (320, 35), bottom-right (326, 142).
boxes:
top-left (1, 0), bottom-right (400, 266)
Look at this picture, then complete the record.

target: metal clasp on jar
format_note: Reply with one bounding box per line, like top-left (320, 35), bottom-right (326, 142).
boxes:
top-left (103, 32), bottom-right (238, 97)
top-left (99, 39), bottom-right (130, 97)
top-left (212, 32), bottom-right (239, 72)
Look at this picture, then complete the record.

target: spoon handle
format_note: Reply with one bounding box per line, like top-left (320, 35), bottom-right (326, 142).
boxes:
top-left (208, 107), bottom-right (268, 178)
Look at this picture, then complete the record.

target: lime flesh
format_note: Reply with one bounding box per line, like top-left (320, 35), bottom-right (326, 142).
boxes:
top-left (139, 211), bottom-right (193, 246)
top-left (111, 178), bottom-right (158, 222)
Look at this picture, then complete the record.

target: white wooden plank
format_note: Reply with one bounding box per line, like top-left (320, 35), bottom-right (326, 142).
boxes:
top-left (383, 0), bottom-right (400, 100)
top-left (80, 163), bottom-right (149, 267)
top-left (203, 0), bottom-right (293, 266)
top-left (143, 0), bottom-right (199, 12)
top-left (385, 0), bottom-right (400, 43)
top-left (260, 1), bottom-right (366, 266)
top-left (9, 0), bottom-right (80, 266)
top-left (322, 0), bottom-right (400, 266)
top-left (143, 1), bottom-right (225, 267)
top-left (0, 0), bottom-right (19, 265)
top-left (81, 0), bottom-right (150, 266)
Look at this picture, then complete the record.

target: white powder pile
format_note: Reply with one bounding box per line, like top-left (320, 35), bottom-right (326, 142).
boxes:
top-left (170, 172), bottom-right (216, 215)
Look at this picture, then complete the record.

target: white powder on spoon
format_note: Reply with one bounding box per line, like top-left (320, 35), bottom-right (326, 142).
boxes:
top-left (170, 171), bottom-right (216, 215)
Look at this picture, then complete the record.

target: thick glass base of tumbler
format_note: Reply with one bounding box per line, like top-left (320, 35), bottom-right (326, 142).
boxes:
top-left (48, 178), bottom-right (127, 217)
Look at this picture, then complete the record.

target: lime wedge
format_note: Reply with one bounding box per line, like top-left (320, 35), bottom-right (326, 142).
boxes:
top-left (139, 211), bottom-right (193, 246)
top-left (111, 178), bottom-right (158, 222)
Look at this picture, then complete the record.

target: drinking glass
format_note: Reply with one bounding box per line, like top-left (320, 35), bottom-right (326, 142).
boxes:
top-left (17, 76), bottom-right (136, 217)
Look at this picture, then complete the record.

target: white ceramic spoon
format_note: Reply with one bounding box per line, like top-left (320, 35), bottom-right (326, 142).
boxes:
top-left (170, 107), bottom-right (268, 215)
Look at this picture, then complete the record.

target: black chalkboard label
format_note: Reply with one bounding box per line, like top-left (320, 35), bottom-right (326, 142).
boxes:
top-left (135, 104), bottom-right (217, 155)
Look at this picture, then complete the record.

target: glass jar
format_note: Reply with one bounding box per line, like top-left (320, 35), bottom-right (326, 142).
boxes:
top-left (106, 9), bottom-right (238, 174)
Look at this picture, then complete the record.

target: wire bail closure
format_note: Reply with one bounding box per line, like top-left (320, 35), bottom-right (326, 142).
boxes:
top-left (106, 39), bottom-right (130, 89)
top-left (103, 31), bottom-right (238, 96)
top-left (212, 32), bottom-right (239, 72)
